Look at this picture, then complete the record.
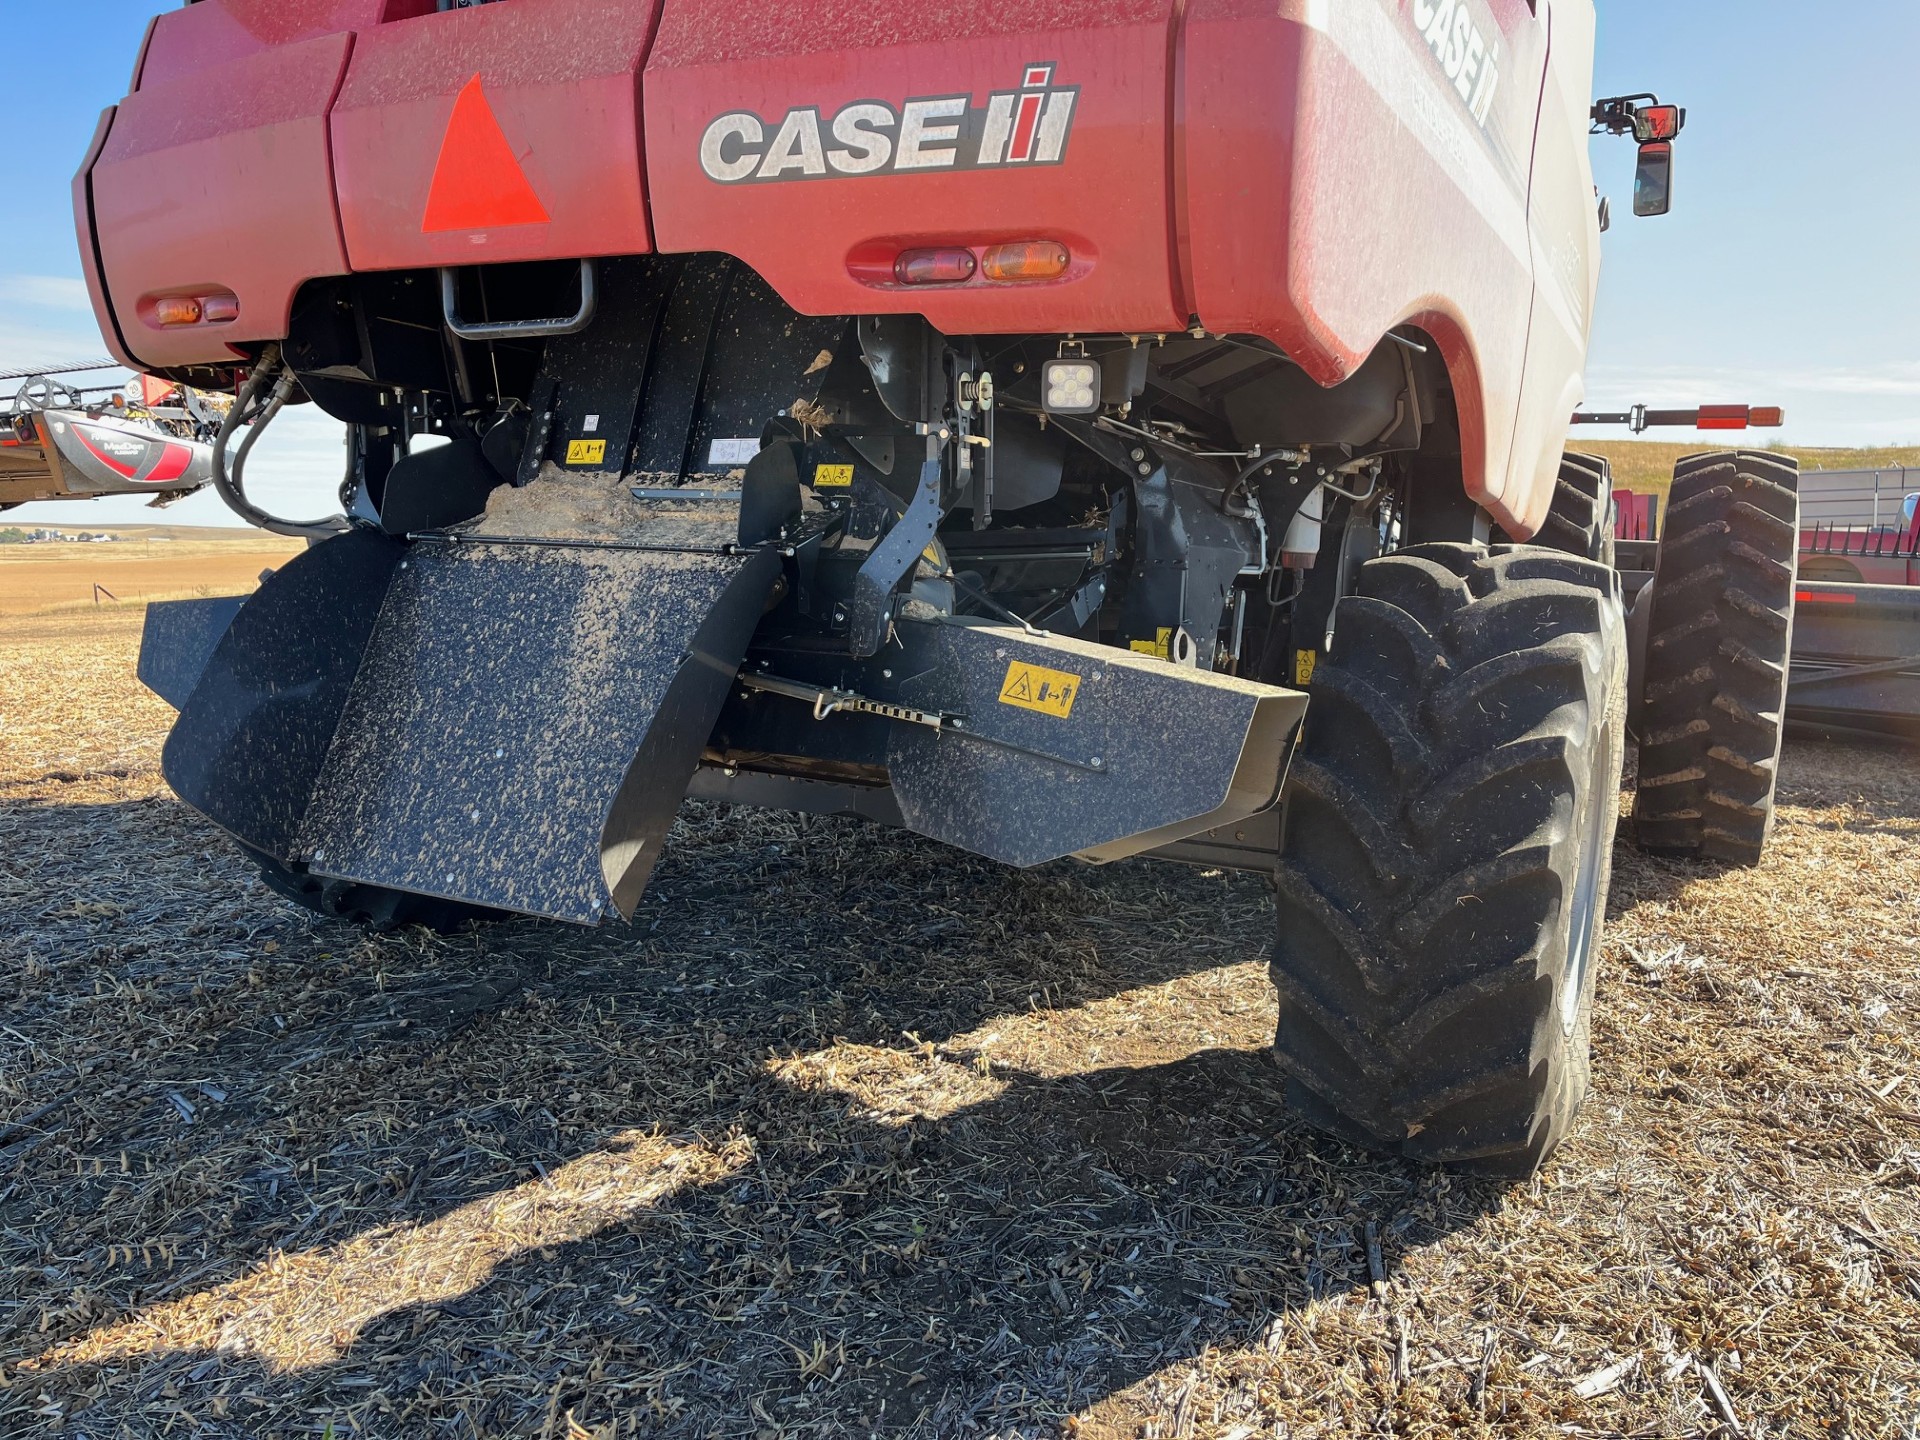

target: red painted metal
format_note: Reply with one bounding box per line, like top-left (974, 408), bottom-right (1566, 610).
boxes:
top-left (89, 28), bottom-right (357, 371)
top-left (331, 0), bottom-right (660, 271)
top-left (1179, 0), bottom-right (1551, 528)
top-left (78, 0), bottom-right (1594, 530)
top-left (644, 0), bottom-right (1185, 334)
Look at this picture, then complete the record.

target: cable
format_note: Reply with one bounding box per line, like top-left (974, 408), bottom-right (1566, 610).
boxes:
top-left (210, 346), bottom-right (350, 540)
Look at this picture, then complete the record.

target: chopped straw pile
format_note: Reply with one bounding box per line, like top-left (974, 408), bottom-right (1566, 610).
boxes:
top-left (2, 610), bottom-right (1917, 1438)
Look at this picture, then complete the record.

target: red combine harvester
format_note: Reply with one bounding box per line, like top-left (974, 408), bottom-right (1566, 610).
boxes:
top-left (78, 0), bottom-right (1802, 1175)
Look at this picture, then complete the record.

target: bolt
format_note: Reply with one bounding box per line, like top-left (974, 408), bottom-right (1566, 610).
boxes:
top-left (1137, 462), bottom-right (1152, 475)
top-left (495, 748), bottom-right (505, 759)
top-left (883, 668), bottom-right (893, 678)
top-left (445, 874), bottom-right (456, 885)
top-left (952, 718), bottom-right (965, 729)
top-left (1130, 448), bottom-right (1146, 462)
top-left (312, 848), bottom-right (325, 861)
top-left (470, 809), bottom-right (481, 822)
top-left (399, 560), bottom-right (408, 570)
top-left (1235, 830), bottom-right (1247, 842)
top-left (1090, 757), bottom-right (1105, 769)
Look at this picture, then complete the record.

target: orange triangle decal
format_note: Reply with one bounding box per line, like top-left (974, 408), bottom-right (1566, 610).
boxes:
top-left (422, 76), bottom-right (550, 233)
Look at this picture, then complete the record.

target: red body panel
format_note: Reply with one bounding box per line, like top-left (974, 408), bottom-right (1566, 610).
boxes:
top-left (90, 29), bottom-right (357, 371)
top-left (78, 0), bottom-right (1603, 531)
top-left (331, 0), bottom-right (660, 271)
top-left (644, 1), bottom-right (1185, 334)
top-left (1180, 0), bottom-right (1547, 520)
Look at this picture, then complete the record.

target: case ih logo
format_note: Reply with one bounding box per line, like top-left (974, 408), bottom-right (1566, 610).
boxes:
top-left (699, 64), bottom-right (1079, 185)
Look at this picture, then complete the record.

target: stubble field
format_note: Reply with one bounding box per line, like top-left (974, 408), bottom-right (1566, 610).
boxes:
top-left (0, 600), bottom-right (1917, 1439)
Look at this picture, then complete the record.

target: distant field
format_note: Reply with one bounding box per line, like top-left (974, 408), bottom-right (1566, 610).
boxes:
top-left (1576, 441), bottom-right (1920, 499)
top-left (0, 535), bottom-right (303, 617)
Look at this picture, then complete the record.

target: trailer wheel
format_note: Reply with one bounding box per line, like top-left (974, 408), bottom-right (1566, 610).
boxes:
top-left (1632, 450), bottom-right (1799, 865)
top-left (1271, 544), bottom-right (1626, 1176)
top-left (240, 844), bottom-right (506, 934)
top-left (1498, 452), bottom-right (1616, 567)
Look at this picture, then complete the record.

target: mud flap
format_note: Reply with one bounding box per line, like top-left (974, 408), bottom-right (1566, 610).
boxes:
top-left (161, 529), bottom-right (778, 922)
top-left (880, 620), bottom-right (1307, 866)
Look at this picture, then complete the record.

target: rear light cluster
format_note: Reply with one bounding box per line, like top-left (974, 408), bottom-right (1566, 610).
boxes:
top-left (894, 241), bottom-right (1071, 287)
top-left (149, 292), bottom-right (240, 328)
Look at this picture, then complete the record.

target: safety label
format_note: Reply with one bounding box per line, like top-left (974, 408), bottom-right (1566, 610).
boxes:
top-left (1128, 627), bottom-right (1173, 660)
top-left (813, 463), bottom-right (854, 488)
top-left (998, 659), bottom-right (1080, 719)
top-left (565, 438), bottom-right (607, 466)
top-left (1294, 649), bottom-right (1317, 686)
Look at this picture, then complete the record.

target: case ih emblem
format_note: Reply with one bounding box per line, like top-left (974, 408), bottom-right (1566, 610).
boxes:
top-left (699, 64), bottom-right (1079, 184)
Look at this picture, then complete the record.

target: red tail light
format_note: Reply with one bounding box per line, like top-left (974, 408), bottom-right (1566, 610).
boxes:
top-left (895, 248), bottom-right (978, 285)
top-left (1696, 404), bottom-right (1750, 430)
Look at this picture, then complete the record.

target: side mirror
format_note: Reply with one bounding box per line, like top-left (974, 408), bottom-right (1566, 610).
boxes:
top-left (1634, 141), bottom-right (1673, 217)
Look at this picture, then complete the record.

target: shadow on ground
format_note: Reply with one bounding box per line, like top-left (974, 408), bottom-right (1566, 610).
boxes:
top-left (1, 792), bottom-right (1513, 1438)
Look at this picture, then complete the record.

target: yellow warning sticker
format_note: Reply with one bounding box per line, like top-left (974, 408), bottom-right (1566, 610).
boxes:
top-left (1128, 627), bottom-right (1174, 660)
top-left (813, 462), bottom-right (854, 488)
top-left (1294, 649), bottom-right (1317, 686)
top-left (999, 659), bottom-right (1081, 719)
top-left (565, 438), bottom-right (607, 466)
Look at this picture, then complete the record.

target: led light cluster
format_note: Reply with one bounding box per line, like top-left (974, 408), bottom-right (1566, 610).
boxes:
top-left (1043, 360), bottom-right (1100, 415)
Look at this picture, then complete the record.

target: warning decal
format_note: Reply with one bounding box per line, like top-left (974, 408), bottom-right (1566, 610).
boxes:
top-left (1294, 649), bottom-right (1317, 686)
top-left (1128, 627), bottom-right (1173, 660)
top-left (998, 659), bottom-right (1080, 719)
top-left (813, 463), bottom-right (853, 488)
top-left (565, 438), bottom-right (607, 466)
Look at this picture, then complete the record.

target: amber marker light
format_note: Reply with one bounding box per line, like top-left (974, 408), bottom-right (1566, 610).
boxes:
top-left (153, 295), bottom-right (203, 326)
top-left (981, 241), bottom-right (1070, 282)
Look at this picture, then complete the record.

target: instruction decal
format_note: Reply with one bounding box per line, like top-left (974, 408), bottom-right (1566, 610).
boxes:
top-left (998, 659), bottom-right (1080, 719)
top-left (565, 438), bottom-right (607, 466)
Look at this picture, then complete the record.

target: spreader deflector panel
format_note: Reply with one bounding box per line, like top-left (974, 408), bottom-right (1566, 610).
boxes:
top-left (292, 541), bottom-right (778, 923)
top-left (882, 621), bottom-right (1307, 867)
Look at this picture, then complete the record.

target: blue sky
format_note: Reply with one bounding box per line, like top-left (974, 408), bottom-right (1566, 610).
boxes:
top-left (2, 0), bottom-right (1915, 526)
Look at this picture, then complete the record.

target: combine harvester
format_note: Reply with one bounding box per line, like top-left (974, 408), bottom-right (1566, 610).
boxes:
top-left (0, 364), bottom-right (225, 509)
top-left (79, 0), bottom-right (1805, 1175)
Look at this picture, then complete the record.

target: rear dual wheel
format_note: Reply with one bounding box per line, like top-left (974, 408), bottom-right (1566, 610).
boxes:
top-left (1632, 450), bottom-right (1800, 865)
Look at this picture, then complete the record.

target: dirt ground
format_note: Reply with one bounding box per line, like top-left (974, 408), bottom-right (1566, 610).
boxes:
top-left (0, 537), bottom-right (303, 619)
top-left (1, 611), bottom-right (1916, 1439)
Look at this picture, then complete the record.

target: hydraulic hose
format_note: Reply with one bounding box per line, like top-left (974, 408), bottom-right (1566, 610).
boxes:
top-left (210, 345), bottom-right (351, 540)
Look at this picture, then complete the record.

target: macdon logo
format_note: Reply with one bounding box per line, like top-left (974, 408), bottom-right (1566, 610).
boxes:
top-left (1410, 0), bottom-right (1501, 128)
top-left (699, 64), bottom-right (1079, 185)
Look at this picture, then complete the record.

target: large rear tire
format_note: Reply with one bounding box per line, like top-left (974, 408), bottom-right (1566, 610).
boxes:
top-left (1271, 544), bottom-right (1626, 1176)
top-left (1632, 450), bottom-right (1799, 865)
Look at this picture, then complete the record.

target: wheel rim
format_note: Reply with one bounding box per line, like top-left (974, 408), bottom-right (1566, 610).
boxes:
top-left (1562, 711), bottom-right (1617, 1033)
